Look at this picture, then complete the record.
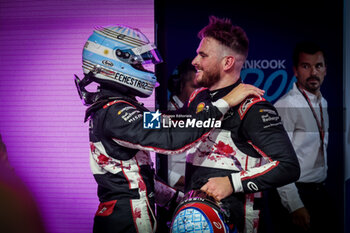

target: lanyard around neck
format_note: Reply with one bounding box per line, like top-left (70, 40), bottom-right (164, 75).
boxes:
top-left (170, 96), bottom-right (182, 110)
top-left (296, 84), bottom-right (325, 144)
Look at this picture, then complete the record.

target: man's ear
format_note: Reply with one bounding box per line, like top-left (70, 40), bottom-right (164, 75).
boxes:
top-left (222, 56), bottom-right (235, 71)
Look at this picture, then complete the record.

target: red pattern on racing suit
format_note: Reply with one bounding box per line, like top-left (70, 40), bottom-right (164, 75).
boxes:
top-left (184, 81), bottom-right (300, 233)
top-left (86, 88), bottom-right (229, 233)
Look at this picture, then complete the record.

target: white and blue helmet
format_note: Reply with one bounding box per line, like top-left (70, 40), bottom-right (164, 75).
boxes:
top-left (171, 190), bottom-right (237, 233)
top-left (82, 25), bottom-right (162, 98)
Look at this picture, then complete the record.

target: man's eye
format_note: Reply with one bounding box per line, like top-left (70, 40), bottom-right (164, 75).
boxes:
top-left (315, 64), bottom-right (324, 69)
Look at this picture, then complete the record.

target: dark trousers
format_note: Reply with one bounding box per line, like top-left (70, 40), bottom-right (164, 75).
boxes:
top-left (93, 199), bottom-right (141, 233)
top-left (259, 182), bottom-right (338, 233)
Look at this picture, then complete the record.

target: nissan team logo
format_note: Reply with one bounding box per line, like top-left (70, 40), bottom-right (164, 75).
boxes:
top-left (117, 34), bottom-right (126, 40)
top-left (213, 222), bottom-right (222, 229)
top-left (247, 181), bottom-right (259, 191)
top-left (102, 60), bottom-right (114, 67)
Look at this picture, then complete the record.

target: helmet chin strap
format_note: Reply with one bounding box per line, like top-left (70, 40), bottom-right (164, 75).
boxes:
top-left (74, 71), bottom-right (102, 106)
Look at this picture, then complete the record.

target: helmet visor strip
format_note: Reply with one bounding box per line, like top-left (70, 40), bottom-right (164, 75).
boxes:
top-left (115, 44), bottom-right (162, 72)
top-left (130, 43), bottom-right (163, 65)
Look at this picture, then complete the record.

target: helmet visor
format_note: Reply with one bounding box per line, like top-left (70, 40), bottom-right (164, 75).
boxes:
top-left (131, 43), bottom-right (163, 65)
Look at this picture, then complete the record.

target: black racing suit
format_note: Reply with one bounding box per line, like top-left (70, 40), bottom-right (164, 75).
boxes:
top-left (184, 81), bottom-right (300, 233)
top-left (85, 88), bottom-right (229, 233)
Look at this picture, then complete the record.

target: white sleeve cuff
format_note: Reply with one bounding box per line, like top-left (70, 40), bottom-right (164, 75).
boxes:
top-left (277, 183), bottom-right (304, 213)
top-left (213, 99), bottom-right (230, 115)
top-left (168, 171), bottom-right (182, 187)
top-left (288, 200), bottom-right (304, 213)
top-left (231, 173), bottom-right (243, 193)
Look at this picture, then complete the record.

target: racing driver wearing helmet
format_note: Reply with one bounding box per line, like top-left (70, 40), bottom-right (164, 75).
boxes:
top-left (75, 25), bottom-right (264, 233)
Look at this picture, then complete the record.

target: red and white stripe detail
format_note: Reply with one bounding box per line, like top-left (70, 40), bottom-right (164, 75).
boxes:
top-left (240, 142), bottom-right (279, 181)
top-left (238, 97), bottom-right (265, 120)
top-left (187, 87), bottom-right (208, 107)
top-left (243, 193), bottom-right (260, 233)
top-left (123, 159), bottom-right (153, 233)
top-left (112, 130), bottom-right (211, 156)
top-left (130, 199), bottom-right (153, 233)
top-left (103, 100), bottom-right (136, 109)
top-left (247, 141), bottom-right (273, 162)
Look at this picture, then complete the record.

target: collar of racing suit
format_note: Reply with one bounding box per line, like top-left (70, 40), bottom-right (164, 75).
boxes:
top-left (83, 87), bottom-right (142, 122)
top-left (208, 78), bottom-right (242, 101)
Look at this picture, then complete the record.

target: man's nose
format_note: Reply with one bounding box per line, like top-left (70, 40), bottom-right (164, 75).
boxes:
top-left (192, 56), bottom-right (198, 66)
top-left (311, 66), bottom-right (318, 75)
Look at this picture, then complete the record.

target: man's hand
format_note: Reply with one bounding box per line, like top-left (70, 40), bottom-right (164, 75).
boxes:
top-left (222, 83), bottom-right (264, 107)
top-left (200, 176), bottom-right (233, 201)
top-left (291, 207), bottom-right (310, 232)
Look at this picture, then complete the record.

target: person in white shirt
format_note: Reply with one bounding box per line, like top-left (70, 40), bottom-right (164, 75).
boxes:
top-left (272, 41), bottom-right (333, 233)
top-left (167, 58), bottom-right (198, 190)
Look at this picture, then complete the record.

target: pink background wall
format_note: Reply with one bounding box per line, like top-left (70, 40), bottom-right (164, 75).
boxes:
top-left (0, 1), bottom-right (155, 232)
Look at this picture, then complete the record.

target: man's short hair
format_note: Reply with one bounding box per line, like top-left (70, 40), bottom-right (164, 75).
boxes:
top-left (198, 15), bottom-right (249, 58)
top-left (168, 58), bottom-right (196, 95)
top-left (292, 41), bottom-right (326, 67)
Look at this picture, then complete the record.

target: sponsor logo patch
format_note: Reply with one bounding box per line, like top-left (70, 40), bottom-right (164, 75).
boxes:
top-left (247, 181), bottom-right (259, 191)
top-left (261, 113), bottom-right (280, 123)
top-left (238, 97), bottom-right (265, 120)
top-left (259, 108), bottom-right (277, 115)
top-left (196, 102), bottom-right (205, 113)
top-left (95, 200), bottom-right (117, 217)
top-left (102, 60), bottom-right (114, 66)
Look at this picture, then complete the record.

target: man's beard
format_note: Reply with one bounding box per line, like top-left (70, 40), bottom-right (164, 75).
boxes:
top-left (305, 76), bottom-right (321, 92)
top-left (196, 69), bottom-right (221, 88)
